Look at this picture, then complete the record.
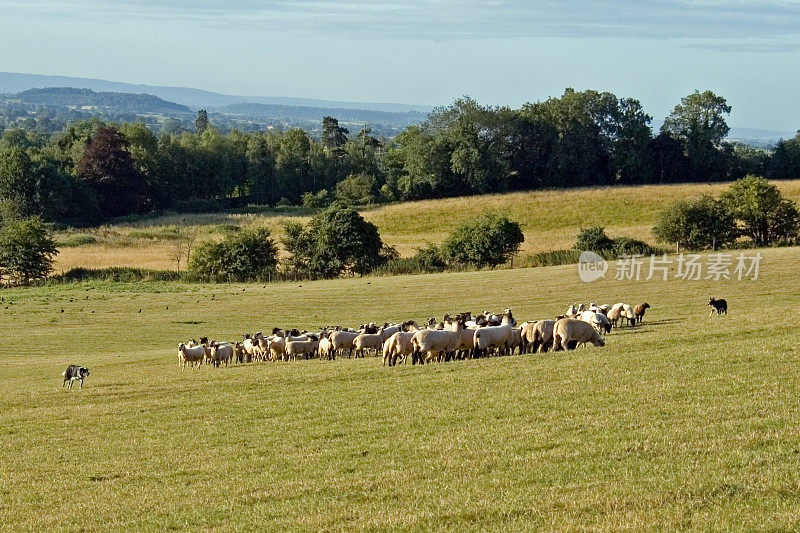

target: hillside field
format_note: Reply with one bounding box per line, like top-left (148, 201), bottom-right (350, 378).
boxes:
top-left (2, 246), bottom-right (800, 529)
top-left (53, 180), bottom-right (800, 272)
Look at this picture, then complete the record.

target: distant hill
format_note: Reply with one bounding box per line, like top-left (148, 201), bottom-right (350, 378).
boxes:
top-left (726, 127), bottom-right (798, 148)
top-left (10, 87), bottom-right (191, 114)
top-left (219, 103), bottom-right (427, 128)
top-left (0, 71), bottom-right (434, 113)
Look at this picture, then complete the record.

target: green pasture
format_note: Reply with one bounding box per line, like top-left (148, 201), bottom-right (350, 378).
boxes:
top-left (2, 246), bottom-right (800, 530)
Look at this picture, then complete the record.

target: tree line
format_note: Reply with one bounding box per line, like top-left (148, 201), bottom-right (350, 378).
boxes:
top-left (1, 88), bottom-right (799, 227)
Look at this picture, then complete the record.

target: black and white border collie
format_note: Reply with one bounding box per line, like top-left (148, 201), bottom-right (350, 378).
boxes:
top-left (709, 297), bottom-right (728, 316)
top-left (62, 365), bottom-right (90, 389)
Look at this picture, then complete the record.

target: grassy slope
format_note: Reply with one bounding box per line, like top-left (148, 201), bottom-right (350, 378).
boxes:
top-left (54, 180), bottom-right (800, 271)
top-left (2, 247), bottom-right (800, 530)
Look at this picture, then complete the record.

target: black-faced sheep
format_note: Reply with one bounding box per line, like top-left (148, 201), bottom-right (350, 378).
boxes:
top-left (552, 319), bottom-right (605, 351)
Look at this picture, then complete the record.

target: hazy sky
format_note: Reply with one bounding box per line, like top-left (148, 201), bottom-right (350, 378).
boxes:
top-left (2, 1), bottom-right (800, 130)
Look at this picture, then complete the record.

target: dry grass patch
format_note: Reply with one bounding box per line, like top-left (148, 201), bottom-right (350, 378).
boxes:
top-left (50, 180), bottom-right (800, 267)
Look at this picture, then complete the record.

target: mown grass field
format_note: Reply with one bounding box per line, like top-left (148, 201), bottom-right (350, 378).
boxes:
top-left (3, 246), bottom-right (800, 530)
top-left (53, 180), bottom-right (800, 272)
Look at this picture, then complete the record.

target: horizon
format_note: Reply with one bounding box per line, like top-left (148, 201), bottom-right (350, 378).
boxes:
top-left (2, 2), bottom-right (800, 130)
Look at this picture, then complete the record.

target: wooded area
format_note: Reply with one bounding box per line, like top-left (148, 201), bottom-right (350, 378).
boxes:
top-left (1, 88), bottom-right (799, 227)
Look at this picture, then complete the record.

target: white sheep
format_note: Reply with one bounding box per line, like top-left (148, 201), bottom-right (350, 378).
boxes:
top-left (580, 310), bottom-right (612, 334)
top-left (285, 337), bottom-right (319, 361)
top-left (329, 330), bottom-right (359, 358)
top-left (411, 320), bottom-right (464, 364)
top-left (318, 337), bottom-right (335, 360)
top-left (210, 342), bottom-right (233, 367)
top-left (530, 320), bottom-right (556, 353)
top-left (622, 304), bottom-right (636, 326)
top-left (473, 312), bottom-right (514, 356)
top-left (178, 342), bottom-right (207, 370)
top-left (354, 332), bottom-right (384, 358)
top-left (383, 331), bottom-right (416, 366)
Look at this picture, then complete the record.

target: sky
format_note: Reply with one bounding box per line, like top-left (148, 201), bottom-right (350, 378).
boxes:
top-left (2, 1), bottom-right (800, 131)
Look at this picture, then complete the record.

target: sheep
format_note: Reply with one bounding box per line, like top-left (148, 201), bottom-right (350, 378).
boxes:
top-left (382, 335), bottom-right (395, 365)
top-left (519, 321), bottom-right (538, 353)
top-left (383, 322), bottom-right (422, 365)
top-left (257, 337), bottom-right (272, 361)
top-left (242, 336), bottom-right (260, 362)
top-left (580, 310), bottom-right (612, 334)
top-left (285, 337), bottom-right (319, 361)
top-left (354, 332), bottom-right (384, 358)
top-left (507, 327), bottom-right (523, 355)
top-left (233, 342), bottom-right (246, 363)
top-left (530, 320), bottom-right (556, 353)
top-left (607, 305), bottom-right (623, 327)
top-left (379, 323), bottom-right (402, 342)
top-left (210, 341), bottom-right (233, 367)
top-left (473, 311), bottom-right (514, 357)
top-left (330, 330), bottom-right (360, 358)
top-left (411, 319), bottom-right (465, 364)
top-left (318, 336), bottom-right (335, 360)
top-left (268, 336), bottom-right (286, 361)
top-left (633, 302), bottom-right (650, 324)
top-left (451, 324), bottom-right (478, 359)
top-left (178, 342), bottom-right (207, 370)
top-left (622, 304), bottom-right (636, 327)
top-left (552, 319), bottom-right (605, 351)
top-left (383, 331), bottom-right (416, 366)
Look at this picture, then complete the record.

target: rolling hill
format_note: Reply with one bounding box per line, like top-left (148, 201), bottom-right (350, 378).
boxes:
top-left (0, 71), bottom-right (433, 113)
top-left (52, 179), bottom-right (800, 272)
top-left (219, 102), bottom-right (426, 128)
top-left (9, 87), bottom-right (191, 115)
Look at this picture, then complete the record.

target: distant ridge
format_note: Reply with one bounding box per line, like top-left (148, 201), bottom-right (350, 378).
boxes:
top-left (0, 71), bottom-right (434, 113)
top-left (12, 87), bottom-right (191, 114)
top-left (220, 102), bottom-right (426, 127)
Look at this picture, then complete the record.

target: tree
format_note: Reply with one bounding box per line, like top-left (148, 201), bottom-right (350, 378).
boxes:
top-left (662, 90), bottom-right (731, 179)
top-left (522, 88), bottom-right (652, 186)
top-left (322, 116), bottom-right (349, 152)
top-left (720, 175), bottom-right (800, 246)
top-left (0, 216), bottom-right (58, 285)
top-left (652, 195), bottom-right (737, 251)
top-left (0, 145), bottom-right (37, 218)
top-left (503, 112), bottom-right (557, 189)
top-left (574, 226), bottom-right (614, 253)
top-left (647, 131), bottom-right (688, 183)
top-left (77, 127), bottom-right (146, 219)
top-left (195, 110), bottom-right (209, 133)
top-left (302, 189), bottom-right (329, 208)
top-left (169, 221), bottom-right (200, 272)
top-left (188, 227), bottom-right (278, 282)
top-left (440, 212), bottom-right (524, 267)
top-left (335, 173), bottom-right (376, 205)
top-left (282, 203), bottom-right (384, 278)
top-left (769, 132), bottom-right (800, 180)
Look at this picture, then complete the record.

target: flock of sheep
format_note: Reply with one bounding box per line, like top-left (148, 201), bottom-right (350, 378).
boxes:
top-left (176, 302), bottom-right (651, 369)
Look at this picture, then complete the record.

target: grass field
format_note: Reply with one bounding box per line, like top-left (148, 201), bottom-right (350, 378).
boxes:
top-left (53, 180), bottom-right (800, 272)
top-left (3, 246), bottom-right (800, 530)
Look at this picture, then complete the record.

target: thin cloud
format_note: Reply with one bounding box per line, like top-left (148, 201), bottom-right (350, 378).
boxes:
top-left (3, 0), bottom-right (800, 45)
